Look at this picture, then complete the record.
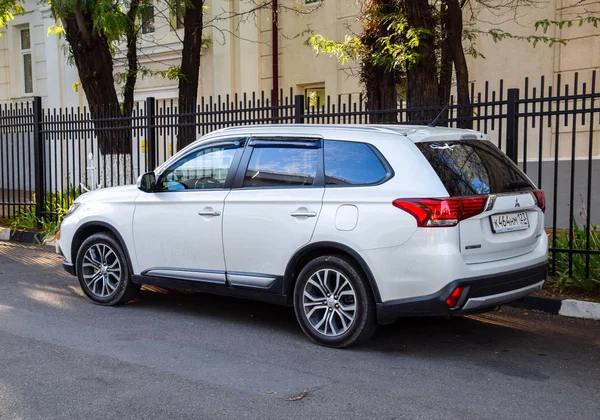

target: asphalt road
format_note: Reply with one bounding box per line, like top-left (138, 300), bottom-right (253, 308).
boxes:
top-left (0, 242), bottom-right (599, 420)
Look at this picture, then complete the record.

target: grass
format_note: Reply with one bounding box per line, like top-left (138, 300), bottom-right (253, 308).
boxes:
top-left (547, 220), bottom-right (600, 293)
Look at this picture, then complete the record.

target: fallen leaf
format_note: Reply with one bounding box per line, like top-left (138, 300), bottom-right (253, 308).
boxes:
top-left (285, 389), bottom-right (308, 401)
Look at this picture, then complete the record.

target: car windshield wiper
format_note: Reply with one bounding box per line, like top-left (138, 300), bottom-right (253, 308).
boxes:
top-left (504, 180), bottom-right (532, 191)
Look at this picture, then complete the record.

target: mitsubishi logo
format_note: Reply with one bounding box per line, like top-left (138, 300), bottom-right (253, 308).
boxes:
top-left (515, 198), bottom-right (520, 208)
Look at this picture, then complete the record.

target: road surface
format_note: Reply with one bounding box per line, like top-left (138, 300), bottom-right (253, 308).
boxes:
top-left (1, 242), bottom-right (599, 420)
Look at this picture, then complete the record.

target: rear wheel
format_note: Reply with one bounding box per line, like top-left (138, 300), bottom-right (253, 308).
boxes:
top-left (293, 255), bottom-right (377, 348)
top-left (76, 232), bottom-right (140, 306)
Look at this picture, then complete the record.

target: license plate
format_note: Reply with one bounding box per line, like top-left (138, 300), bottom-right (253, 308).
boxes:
top-left (490, 212), bottom-right (529, 233)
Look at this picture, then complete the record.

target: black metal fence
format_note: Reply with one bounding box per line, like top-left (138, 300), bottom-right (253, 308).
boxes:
top-left (1, 72), bottom-right (599, 278)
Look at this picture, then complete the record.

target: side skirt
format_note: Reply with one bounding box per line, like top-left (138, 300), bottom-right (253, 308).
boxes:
top-left (132, 275), bottom-right (292, 306)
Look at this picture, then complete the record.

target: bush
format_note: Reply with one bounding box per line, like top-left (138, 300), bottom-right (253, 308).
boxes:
top-left (5, 186), bottom-right (84, 243)
top-left (548, 220), bottom-right (600, 292)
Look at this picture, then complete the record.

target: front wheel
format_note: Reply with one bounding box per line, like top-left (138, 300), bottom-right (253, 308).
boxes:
top-left (293, 255), bottom-right (378, 348)
top-left (76, 232), bottom-right (140, 306)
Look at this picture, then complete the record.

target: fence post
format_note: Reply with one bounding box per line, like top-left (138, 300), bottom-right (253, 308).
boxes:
top-left (32, 96), bottom-right (44, 225)
top-left (145, 97), bottom-right (156, 172)
top-left (294, 94), bottom-right (305, 124)
top-left (506, 88), bottom-right (519, 163)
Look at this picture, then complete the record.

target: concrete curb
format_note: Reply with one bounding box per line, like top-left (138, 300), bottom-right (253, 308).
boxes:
top-left (559, 299), bottom-right (600, 320)
top-left (0, 227), bottom-right (10, 241)
top-left (0, 227), bottom-right (55, 249)
top-left (507, 295), bottom-right (600, 321)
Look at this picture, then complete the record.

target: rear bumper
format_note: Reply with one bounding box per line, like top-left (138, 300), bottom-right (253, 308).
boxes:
top-left (376, 262), bottom-right (548, 324)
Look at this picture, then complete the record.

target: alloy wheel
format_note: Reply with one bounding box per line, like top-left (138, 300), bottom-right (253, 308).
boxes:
top-left (302, 268), bottom-right (357, 336)
top-left (82, 243), bottom-right (122, 298)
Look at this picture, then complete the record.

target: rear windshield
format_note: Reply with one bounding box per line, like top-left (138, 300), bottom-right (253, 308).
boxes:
top-left (416, 140), bottom-right (533, 196)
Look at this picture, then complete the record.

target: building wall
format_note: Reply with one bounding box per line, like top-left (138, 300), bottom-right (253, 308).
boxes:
top-left (0, 1), bottom-right (598, 109)
top-left (0, 3), bottom-right (84, 107)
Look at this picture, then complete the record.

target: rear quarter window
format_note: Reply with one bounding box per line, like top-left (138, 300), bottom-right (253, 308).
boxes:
top-left (324, 140), bottom-right (388, 185)
top-left (417, 140), bottom-right (533, 196)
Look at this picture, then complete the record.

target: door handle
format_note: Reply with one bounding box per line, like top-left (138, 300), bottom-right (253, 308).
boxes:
top-left (290, 211), bottom-right (317, 218)
top-left (198, 210), bottom-right (221, 217)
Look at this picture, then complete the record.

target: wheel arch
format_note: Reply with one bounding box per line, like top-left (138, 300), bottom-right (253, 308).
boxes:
top-left (71, 221), bottom-right (135, 276)
top-left (283, 241), bottom-right (382, 303)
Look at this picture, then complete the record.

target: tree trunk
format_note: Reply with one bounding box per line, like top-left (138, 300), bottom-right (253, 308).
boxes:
top-left (402, 0), bottom-right (439, 123)
top-left (359, 0), bottom-right (400, 123)
top-left (123, 0), bottom-right (140, 116)
top-left (362, 62), bottom-right (398, 123)
top-left (438, 2), bottom-right (453, 126)
top-left (61, 12), bottom-right (132, 156)
top-left (445, 0), bottom-right (471, 128)
top-left (177, 0), bottom-right (205, 149)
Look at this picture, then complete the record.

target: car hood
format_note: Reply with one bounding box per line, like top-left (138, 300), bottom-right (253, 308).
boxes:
top-left (75, 184), bottom-right (141, 203)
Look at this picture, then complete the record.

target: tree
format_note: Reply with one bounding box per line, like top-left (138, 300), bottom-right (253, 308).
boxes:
top-left (306, 0), bottom-right (571, 126)
top-left (0, 0), bottom-right (23, 36)
top-left (175, 0), bottom-right (205, 148)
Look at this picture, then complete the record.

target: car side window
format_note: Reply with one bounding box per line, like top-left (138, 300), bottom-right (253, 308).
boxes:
top-left (243, 145), bottom-right (318, 187)
top-left (324, 140), bottom-right (387, 185)
top-left (157, 144), bottom-right (239, 191)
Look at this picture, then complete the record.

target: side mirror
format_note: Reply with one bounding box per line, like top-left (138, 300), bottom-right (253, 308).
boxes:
top-left (137, 172), bottom-right (156, 193)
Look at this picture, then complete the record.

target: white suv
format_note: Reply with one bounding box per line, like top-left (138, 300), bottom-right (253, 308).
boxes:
top-left (59, 125), bottom-right (548, 347)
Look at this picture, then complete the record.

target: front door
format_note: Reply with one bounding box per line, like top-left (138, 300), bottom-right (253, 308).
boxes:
top-left (133, 140), bottom-right (244, 283)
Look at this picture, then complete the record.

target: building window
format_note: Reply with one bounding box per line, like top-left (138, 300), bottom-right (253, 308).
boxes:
top-left (172, 6), bottom-right (184, 30)
top-left (141, 6), bottom-right (155, 34)
top-left (305, 86), bottom-right (326, 110)
top-left (20, 28), bottom-right (33, 94)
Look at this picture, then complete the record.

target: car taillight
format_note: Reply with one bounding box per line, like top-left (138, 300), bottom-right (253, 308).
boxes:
top-left (446, 286), bottom-right (464, 309)
top-left (392, 195), bottom-right (488, 227)
top-left (532, 189), bottom-right (546, 213)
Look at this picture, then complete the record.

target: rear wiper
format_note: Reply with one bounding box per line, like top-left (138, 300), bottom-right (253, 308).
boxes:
top-left (504, 180), bottom-right (532, 191)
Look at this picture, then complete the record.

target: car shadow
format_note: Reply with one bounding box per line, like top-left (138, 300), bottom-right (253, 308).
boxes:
top-left (130, 285), bottom-right (571, 357)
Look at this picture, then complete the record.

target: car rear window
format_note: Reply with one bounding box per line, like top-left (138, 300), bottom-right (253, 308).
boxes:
top-left (416, 140), bottom-right (533, 196)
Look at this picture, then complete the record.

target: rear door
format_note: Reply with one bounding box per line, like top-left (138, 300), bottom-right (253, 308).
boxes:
top-left (417, 140), bottom-right (544, 264)
top-left (222, 137), bottom-right (324, 288)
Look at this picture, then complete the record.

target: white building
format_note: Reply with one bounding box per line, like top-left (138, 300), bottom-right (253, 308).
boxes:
top-left (2, 1), bottom-right (598, 107)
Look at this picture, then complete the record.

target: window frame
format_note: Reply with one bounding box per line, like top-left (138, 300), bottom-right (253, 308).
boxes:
top-left (20, 27), bottom-right (33, 95)
top-left (141, 5), bottom-right (156, 34)
top-left (154, 138), bottom-right (246, 193)
top-left (171, 7), bottom-right (185, 30)
top-left (232, 137), bottom-right (325, 189)
top-left (304, 85), bottom-right (326, 111)
top-left (323, 140), bottom-right (394, 188)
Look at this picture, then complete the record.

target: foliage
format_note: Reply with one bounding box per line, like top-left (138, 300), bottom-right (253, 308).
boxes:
top-left (307, 1), bottom-right (592, 84)
top-left (305, 34), bottom-right (363, 66)
top-left (535, 15), bottom-right (600, 32)
top-left (6, 186), bottom-right (83, 242)
top-left (0, 0), bottom-right (23, 36)
top-left (305, 4), bottom-right (425, 74)
top-left (470, 28), bottom-right (567, 48)
top-left (9, 206), bottom-right (38, 231)
top-left (548, 220), bottom-right (600, 292)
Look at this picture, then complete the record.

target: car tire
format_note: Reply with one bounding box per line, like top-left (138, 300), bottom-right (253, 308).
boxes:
top-left (293, 255), bottom-right (378, 348)
top-left (76, 232), bottom-right (140, 306)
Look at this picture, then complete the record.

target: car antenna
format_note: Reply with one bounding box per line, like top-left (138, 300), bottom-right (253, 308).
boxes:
top-left (428, 105), bottom-right (449, 127)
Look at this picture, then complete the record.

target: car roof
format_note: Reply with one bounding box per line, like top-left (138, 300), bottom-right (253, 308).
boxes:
top-left (202, 124), bottom-right (488, 143)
